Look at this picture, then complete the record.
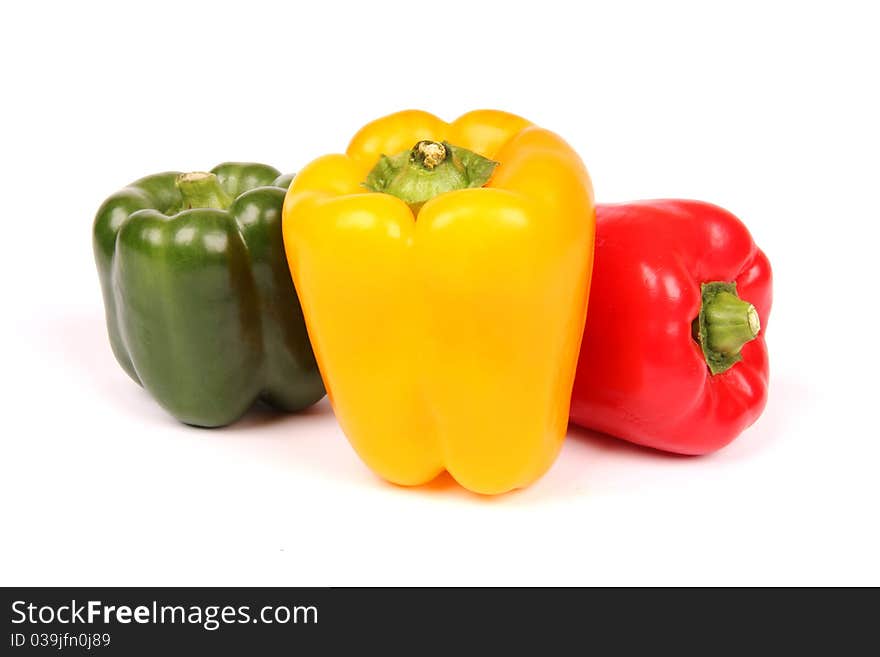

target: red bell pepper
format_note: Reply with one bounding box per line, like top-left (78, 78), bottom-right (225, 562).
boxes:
top-left (569, 200), bottom-right (772, 455)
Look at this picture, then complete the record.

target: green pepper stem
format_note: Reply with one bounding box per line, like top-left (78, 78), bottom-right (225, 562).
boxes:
top-left (363, 141), bottom-right (498, 213)
top-left (175, 172), bottom-right (233, 210)
top-left (695, 282), bottom-right (761, 375)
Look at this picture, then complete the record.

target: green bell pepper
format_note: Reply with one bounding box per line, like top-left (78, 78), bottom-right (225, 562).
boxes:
top-left (93, 162), bottom-right (324, 427)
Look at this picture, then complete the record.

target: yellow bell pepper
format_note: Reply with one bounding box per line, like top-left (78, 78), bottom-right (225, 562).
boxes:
top-left (282, 110), bottom-right (595, 495)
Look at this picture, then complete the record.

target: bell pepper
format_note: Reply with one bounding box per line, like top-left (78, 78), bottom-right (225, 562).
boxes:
top-left (282, 110), bottom-right (595, 494)
top-left (569, 200), bottom-right (772, 454)
top-left (93, 162), bottom-right (324, 427)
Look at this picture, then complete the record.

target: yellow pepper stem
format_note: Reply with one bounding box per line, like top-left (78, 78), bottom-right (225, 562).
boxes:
top-left (363, 141), bottom-right (498, 212)
top-left (413, 140), bottom-right (447, 169)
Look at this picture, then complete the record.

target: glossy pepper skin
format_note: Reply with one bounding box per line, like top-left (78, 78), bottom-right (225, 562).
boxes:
top-left (569, 200), bottom-right (772, 454)
top-left (282, 110), bottom-right (595, 494)
top-left (93, 163), bottom-right (323, 427)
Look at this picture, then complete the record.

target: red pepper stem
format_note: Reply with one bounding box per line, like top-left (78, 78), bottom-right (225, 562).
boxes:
top-left (175, 172), bottom-right (233, 210)
top-left (696, 282), bottom-right (761, 375)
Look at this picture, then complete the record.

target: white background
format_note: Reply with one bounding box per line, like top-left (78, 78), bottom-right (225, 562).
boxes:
top-left (2, 0), bottom-right (878, 586)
